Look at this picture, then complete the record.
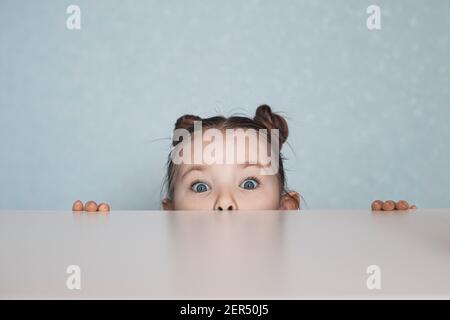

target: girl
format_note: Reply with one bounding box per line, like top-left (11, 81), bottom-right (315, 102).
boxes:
top-left (161, 105), bottom-right (301, 211)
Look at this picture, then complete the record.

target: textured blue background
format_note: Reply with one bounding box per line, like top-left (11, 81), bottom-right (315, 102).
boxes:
top-left (0, 0), bottom-right (449, 210)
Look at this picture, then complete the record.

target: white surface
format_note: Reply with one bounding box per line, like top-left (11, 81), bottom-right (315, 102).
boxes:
top-left (1, 209), bottom-right (450, 299)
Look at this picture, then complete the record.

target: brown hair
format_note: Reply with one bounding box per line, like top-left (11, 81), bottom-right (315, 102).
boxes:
top-left (164, 104), bottom-right (299, 208)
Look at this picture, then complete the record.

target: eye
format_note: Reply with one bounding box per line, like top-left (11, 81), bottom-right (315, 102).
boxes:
top-left (239, 178), bottom-right (260, 190)
top-left (191, 182), bottom-right (210, 193)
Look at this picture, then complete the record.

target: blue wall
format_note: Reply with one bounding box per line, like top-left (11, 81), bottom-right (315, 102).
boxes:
top-left (0, 0), bottom-right (449, 210)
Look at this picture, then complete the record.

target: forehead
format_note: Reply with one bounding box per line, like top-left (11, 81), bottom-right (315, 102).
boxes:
top-left (169, 126), bottom-right (280, 179)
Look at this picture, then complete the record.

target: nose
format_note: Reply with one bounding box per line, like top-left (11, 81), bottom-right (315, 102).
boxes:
top-left (214, 193), bottom-right (237, 211)
top-left (217, 205), bottom-right (234, 211)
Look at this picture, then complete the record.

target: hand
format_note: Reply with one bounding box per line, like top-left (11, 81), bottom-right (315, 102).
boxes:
top-left (72, 200), bottom-right (111, 212)
top-left (371, 199), bottom-right (416, 211)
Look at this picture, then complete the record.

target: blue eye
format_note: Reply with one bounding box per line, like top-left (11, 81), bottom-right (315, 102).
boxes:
top-left (191, 182), bottom-right (210, 193)
top-left (240, 178), bottom-right (259, 190)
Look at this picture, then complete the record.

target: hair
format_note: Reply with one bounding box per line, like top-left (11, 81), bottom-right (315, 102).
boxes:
top-left (164, 104), bottom-right (299, 208)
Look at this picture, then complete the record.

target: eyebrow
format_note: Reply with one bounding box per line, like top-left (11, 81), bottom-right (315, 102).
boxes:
top-left (180, 163), bottom-right (268, 180)
top-left (180, 165), bottom-right (208, 180)
top-left (242, 162), bottom-right (267, 169)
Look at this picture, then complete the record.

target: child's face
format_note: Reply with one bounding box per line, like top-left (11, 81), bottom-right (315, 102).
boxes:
top-left (163, 129), bottom-right (299, 210)
top-left (171, 162), bottom-right (281, 210)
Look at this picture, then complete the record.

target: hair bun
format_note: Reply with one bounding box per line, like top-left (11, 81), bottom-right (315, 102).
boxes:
top-left (172, 114), bottom-right (202, 146)
top-left (174, 114), bottom-right (202, 130)
top-left (254, 104), bottom-right (289, 145)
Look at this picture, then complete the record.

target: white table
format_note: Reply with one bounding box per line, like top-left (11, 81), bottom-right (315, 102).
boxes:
top-left (1, 209), bottom-right (449, 299)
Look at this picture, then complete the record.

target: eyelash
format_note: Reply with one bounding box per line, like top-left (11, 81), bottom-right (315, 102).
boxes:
top-left (190, 179), bottom-right (206, 188)
top-left (241, 176), bottom-right (261, 187)
top-left (189, 176), bottom-right (261, 192)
